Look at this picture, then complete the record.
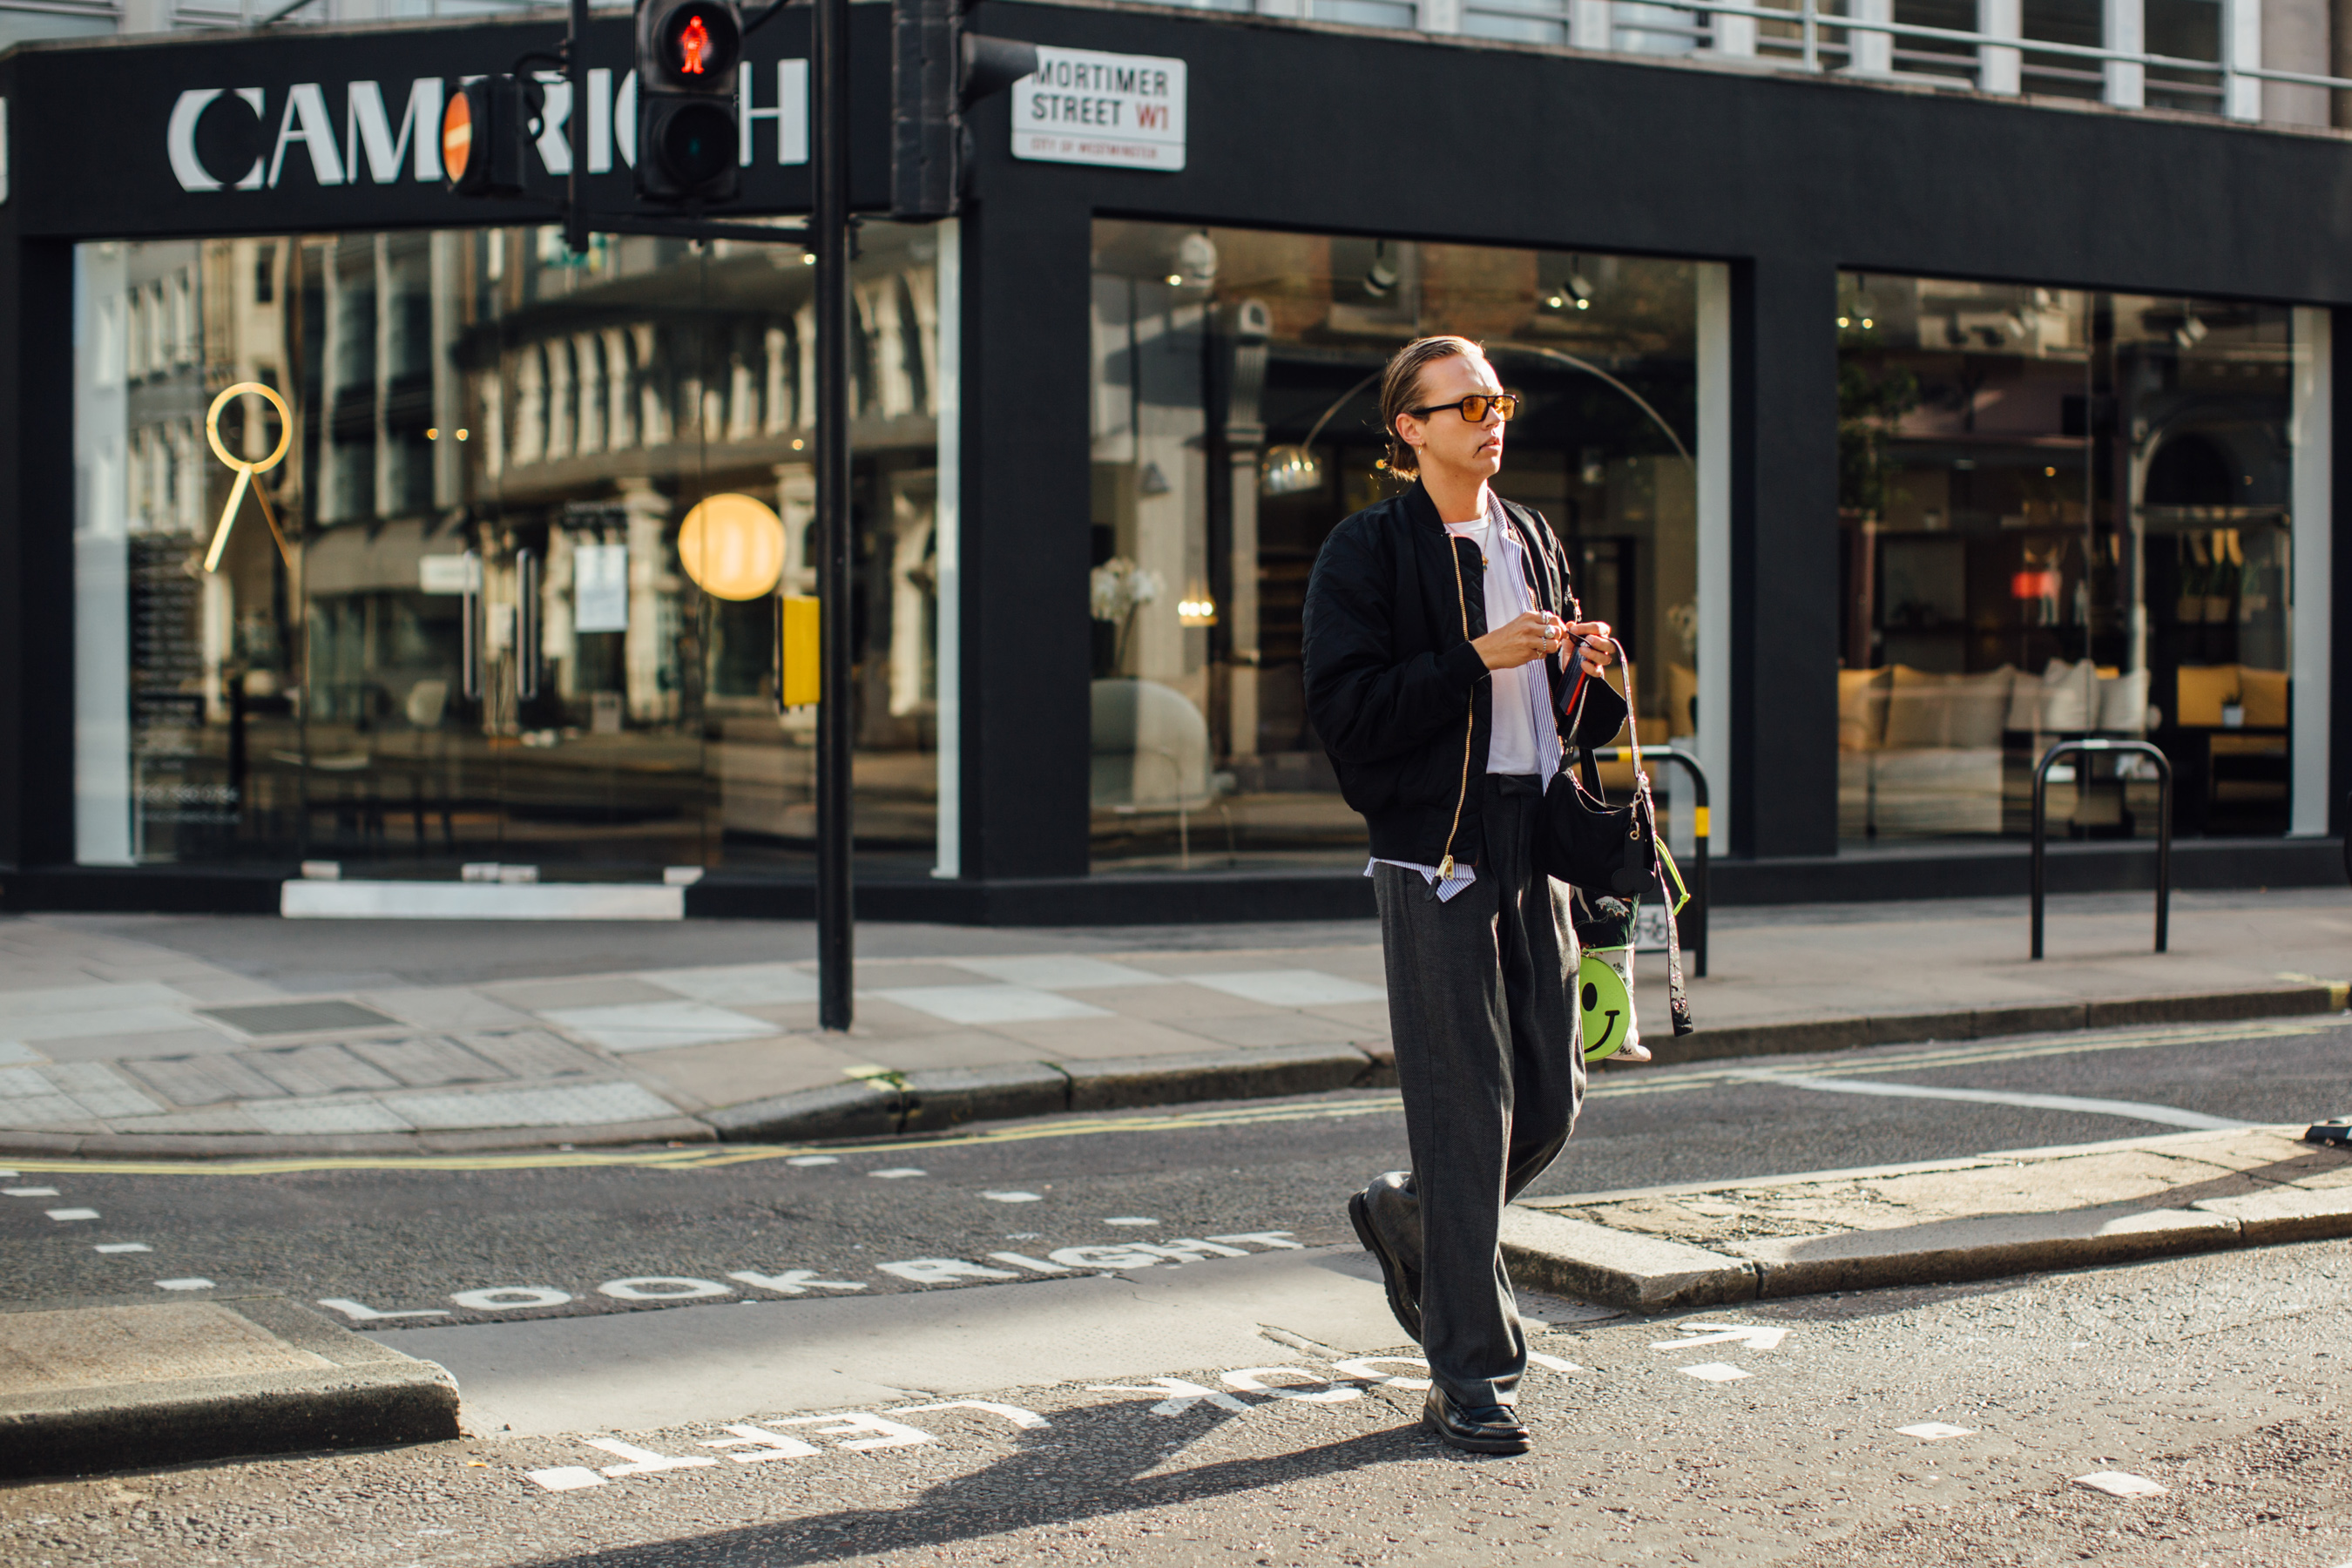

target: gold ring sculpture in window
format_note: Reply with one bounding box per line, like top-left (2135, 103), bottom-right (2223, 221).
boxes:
top-left (202, 381), bottom-right (296, 573)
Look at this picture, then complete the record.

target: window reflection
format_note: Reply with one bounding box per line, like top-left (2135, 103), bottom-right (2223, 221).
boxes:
top-left (74, 226), bottom-right (940, 875)
top-left (1089, 222), bottom-right (1702, 873)
top-left (1836, 274), bottom-right (2296, 843)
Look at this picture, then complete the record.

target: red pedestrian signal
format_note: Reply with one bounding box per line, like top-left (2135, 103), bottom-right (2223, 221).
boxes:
top-left (640, 0), bottom-right (741, 91)
top-left (635, 0), bottom-right (744, 201)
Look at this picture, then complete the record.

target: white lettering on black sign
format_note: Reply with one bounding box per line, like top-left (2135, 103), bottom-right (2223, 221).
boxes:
top-left (1010, 47), bottom-right (1186, 173)
top-left (166, 66), bottom-right (808, 195)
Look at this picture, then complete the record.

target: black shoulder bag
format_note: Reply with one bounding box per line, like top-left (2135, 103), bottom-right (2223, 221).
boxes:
top-left (1538, 652), bottom-right (1695, 1036)
top-left (1543, 743), bottom-right (1652, 896)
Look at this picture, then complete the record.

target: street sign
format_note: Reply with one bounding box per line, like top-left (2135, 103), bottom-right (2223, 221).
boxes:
top-left (1010, 46), bottom-right (1186, 172)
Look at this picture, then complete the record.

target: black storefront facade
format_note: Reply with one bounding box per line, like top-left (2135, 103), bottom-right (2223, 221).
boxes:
top-left (0, 0), bottom-right (2346, 924)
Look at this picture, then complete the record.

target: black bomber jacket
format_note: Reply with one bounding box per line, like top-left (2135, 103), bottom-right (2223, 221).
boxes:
top-left (1301, 481), bottom-right (1629, 871)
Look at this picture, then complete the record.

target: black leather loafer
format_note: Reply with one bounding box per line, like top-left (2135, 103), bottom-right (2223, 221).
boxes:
top-left (1423, 1387), bottom-right (1531, 1455)
top-left (1348, 1188), bottom-right (1422, 1345)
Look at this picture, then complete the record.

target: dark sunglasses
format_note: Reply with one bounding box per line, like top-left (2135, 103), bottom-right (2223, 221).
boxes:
top-left (1405, 392), bottom-right (1519, 424)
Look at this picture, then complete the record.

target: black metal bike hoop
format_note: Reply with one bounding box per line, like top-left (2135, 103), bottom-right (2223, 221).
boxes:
top-left (2031, 738), bottom-right (2173, 960)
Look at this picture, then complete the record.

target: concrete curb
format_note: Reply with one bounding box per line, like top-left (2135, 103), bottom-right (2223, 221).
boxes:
top-left (707, 1080), bottom-right (902, 1142)
top-left (902, 1064), bottom-right (1075, 1132)
top-left (706, 1047), bottom-right (1383, 1141)
top-left (0, 1116), bottom-right (717, 1162)
top-left (0, 1292), bottom-right (460, 1479)
top-left (1500, 1140), bottom-right (2352, 1310)
top-left (1499, 1207), bottom-right (1755, 1311)
top-left (1727, 1206), bottom-right (2244, 1296)
top-left (2190, 1185), bottom-right (2352, 1244)
top-left (1062, 1045), bottom-right (1376, 1113)
top-left (1638, 983), bottom-right (2345, 1068)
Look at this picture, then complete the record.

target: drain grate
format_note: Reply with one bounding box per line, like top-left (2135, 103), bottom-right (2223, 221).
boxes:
top-left (199, 1000), bottom-right (400, 1037)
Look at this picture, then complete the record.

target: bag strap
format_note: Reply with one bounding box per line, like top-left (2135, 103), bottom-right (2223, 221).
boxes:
top-left (1617, 654), bottom-right (1697, 1037)
top-left (1655, 839), bottom-right (1692, 913)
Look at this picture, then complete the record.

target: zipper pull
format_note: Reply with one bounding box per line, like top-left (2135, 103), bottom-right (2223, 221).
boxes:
top-left (1437, 855), bottom-right (1455, 881)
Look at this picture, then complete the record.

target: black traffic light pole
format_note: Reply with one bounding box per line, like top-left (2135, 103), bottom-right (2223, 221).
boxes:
top-left (565, 0), bottom-right (590, 255)
top-left (506, 0), bottom-right (848, 1030)
top-left (812, 0), bottom-right (855, 1031)
top-left (484, 0), bottom-right (1035, 1034)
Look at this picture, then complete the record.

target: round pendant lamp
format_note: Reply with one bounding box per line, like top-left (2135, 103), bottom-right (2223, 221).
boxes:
top-left (679, 492), bottom-right (787, 600)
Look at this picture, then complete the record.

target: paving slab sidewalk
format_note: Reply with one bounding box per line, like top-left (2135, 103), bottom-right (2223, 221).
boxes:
top-left (0, 888), bottom-right (2345, 1156)
top-left (1502, 1123), bottom-right (2352, 1310)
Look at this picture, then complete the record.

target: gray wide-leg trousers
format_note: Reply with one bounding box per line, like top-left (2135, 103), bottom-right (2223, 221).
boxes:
top-left (1369, 772), bottom-right (1586, 1410)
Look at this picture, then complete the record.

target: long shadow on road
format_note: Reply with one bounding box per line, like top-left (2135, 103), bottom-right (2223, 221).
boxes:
top-left (524, 1404), bottom-right (1432, 1567)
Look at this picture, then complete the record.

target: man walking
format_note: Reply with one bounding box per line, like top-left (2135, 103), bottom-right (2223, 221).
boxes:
top-left (1301, 335), bottom-right (1624, 1456)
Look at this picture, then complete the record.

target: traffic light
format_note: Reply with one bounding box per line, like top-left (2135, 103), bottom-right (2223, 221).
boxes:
top-left (636, 0), bottom-right (744, 202)
top-left (889, 0), bottom-right (1037, 219)
top-left (442, 76), bottom-right (529, 199)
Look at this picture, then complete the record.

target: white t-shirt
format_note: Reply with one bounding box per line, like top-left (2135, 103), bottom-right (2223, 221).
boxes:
top-left (1444, 504), bottom-right (1560, 781)
top-left (1362, 500), bottom-right (1563, 896)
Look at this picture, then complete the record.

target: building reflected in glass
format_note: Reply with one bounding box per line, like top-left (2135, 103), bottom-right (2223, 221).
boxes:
top-left (1835, 274), bottom-right (2308, 842)
top-left (73, 224), bottom-right (942, 876)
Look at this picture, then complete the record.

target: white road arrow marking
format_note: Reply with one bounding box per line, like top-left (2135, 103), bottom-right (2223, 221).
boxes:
top-left (526, 1467), bottom-right (605, 1491)
top-left (1652, 1323), bottom-right (1788, 1351)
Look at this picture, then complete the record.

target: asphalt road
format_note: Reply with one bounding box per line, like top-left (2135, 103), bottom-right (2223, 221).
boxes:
top-left (3, 1238), bottom-right (2349, 1565)
top-left (3, 1013), bottom-right (2350, 1567)
top-left (3, 1014), bottom-right (2343, 1326)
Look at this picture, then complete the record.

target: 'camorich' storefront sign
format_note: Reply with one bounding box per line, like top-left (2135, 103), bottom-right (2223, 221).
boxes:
top-left (0, 11), bottom-right (875, 238)
top-left (1010, 47), bottom-right (1186, 172)
top-left (165, 67), bottom-right (808, 194)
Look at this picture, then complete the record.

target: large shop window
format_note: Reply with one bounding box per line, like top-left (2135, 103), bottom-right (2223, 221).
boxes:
top-left (71, 226), bottom-right (943, 875)
top-left (1089, 223), bottom-right (1720, 874)
top-left (1835, 275), bottom-right (2328, 845)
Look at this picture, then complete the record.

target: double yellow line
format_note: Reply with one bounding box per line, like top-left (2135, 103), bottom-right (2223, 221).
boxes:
top-left (1, 1017), bottom-right (2321, 1179)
